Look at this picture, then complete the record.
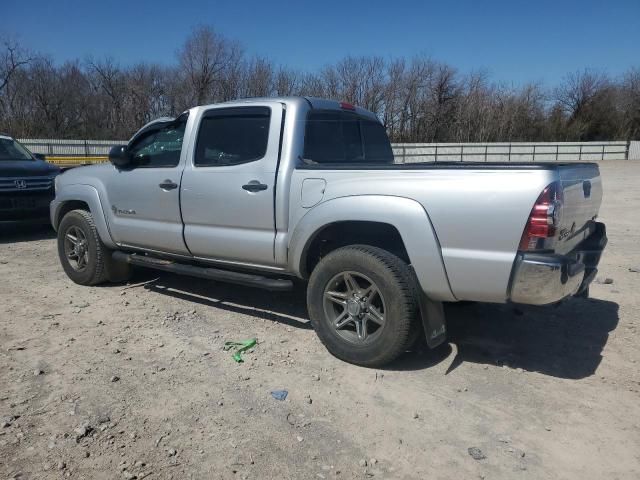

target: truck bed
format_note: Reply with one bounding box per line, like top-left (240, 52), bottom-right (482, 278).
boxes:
top-left (291, 160), bottom-right (602, 303)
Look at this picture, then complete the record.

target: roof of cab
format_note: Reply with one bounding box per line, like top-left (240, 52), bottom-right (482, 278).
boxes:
top-left (206, 96), bottom-right (381, 122)
top-left (138, 96), bottom-right (382, 139)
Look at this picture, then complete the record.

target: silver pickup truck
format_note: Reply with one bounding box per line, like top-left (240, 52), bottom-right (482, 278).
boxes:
top-left (51, 97), bottom-right (607, 367)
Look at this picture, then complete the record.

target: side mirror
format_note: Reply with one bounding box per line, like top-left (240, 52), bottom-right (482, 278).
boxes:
top-left (33, 153), bottom-right (46, 161)
top-left (109, 145), bottom-right (131, 167)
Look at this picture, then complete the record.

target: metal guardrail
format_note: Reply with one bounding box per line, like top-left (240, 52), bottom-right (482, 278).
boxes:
top-left (392, 142), bottom-right (630, 163)
top-left (18, 138), bottom-right (125, 157)
top-left (15, 138), bottom-right (633, 166)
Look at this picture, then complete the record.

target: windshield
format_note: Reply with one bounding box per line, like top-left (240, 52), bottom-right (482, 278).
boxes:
top-left (0, 136), bottom-right (34, 161)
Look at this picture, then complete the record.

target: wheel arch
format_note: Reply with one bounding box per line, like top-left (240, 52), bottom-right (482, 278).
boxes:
top-left (51, 184), bottom-right (116, 249)
top-left (301, 221), bottom-right (409, 276)
top-left (289, 195), bottom-right (456, 302)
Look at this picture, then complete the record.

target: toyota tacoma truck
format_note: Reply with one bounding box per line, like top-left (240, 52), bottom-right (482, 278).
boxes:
top-left (50, 97), bottom-right (607, 367)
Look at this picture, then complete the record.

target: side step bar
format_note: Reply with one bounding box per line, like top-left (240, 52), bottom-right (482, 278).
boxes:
top-left (112, 251), bottom-right (294, 291)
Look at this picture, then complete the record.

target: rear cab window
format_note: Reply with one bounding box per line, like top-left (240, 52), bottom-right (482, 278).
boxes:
top-left (302, 110), bottom-right (393, 165)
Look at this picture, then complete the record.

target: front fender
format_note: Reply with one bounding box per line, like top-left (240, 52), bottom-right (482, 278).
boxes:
top-left (288, 195), bottom-right (456, 302)
top-left (50, 184), bottom-right (116, 249)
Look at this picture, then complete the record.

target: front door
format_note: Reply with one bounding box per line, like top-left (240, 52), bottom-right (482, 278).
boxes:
top-left (180, 103), bottom-right (283, 267)
top-left (103, 114), bottom-right (190, 255)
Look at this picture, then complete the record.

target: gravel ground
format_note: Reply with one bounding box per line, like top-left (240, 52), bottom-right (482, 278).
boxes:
top-left (1, 161), bottom-right (639, 480)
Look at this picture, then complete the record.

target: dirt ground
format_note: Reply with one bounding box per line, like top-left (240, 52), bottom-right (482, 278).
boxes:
top-left (1, 161), bottom-right (639, 480)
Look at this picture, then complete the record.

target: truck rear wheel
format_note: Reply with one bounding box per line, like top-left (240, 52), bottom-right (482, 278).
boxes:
top-left (57, 209), bottom-right (131, 285)
top-left (307, 245), bottom-right (419, 367)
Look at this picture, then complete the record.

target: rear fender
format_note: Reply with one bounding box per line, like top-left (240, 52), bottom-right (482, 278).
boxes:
top-left (288, 195), bottom-right (456, 303)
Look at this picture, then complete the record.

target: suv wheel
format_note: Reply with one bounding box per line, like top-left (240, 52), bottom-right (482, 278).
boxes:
top-left (57, 209), bottom-right (130, 285)
top-left (307, 245), bottom-right (419, 367)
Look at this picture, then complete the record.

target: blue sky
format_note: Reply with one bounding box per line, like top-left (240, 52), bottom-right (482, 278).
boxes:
top-left (2, 0), bottom-right (638, 86)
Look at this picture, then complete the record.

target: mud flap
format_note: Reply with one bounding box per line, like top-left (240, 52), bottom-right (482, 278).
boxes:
top-left (418, 292), bottom-right (447, 348)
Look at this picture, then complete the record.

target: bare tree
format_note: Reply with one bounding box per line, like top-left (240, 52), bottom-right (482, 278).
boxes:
top-left (1, 27), bottom-right (638, 142)
top-left (177, 25), bottom-right (242, 105)
top-left (126, 63), bottom-right (168, 129)
top-left (273, 67), bottom-right (299, 96)
top-left (86, 57), bottom-right (128, 136)
top-left (619, 68), bottom-right (640, 139)
top-left (555, 69), bottom-right (608, 119)
top-left (425, 63), bottom-right (459, 141)
top-left (242, 56), bottom-right (274, 98)
top-left (0, 37), bottom-right (32, 94)
top-left (0, 37), bottom-right (33, 133)
top-left (553, 69), bottom-right (614, 140)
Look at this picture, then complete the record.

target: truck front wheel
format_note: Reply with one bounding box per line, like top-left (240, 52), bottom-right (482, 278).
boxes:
top-left (57, 209), bottom-right (131, 285)
top-left (307, 245), bottom-right (419, 367)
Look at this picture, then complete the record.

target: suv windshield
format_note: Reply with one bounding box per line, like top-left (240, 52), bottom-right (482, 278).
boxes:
top-left (303, 110), bottom-right (393, 164)
top-left (0, 136), bottom-right (33, 161)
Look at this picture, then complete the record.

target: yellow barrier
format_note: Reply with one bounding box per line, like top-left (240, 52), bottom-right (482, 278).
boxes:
top-left (46, 156), bottom-right (109, 166)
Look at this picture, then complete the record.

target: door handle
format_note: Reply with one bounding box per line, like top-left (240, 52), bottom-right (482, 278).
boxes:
top-left (159, 180), bottom-right (178, 190)
top-left (242, 181), bottom-right (268, 192)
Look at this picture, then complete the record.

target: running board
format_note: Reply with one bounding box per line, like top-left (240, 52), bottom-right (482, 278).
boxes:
top-left (112, 251), bottom-right (294, 291)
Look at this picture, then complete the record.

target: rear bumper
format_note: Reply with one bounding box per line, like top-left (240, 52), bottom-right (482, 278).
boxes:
top-left (509, 222), bottom-right (607, 305)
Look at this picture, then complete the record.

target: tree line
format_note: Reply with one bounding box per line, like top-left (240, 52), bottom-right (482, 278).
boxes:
top-left (1, 26), bottom-right (639, 142)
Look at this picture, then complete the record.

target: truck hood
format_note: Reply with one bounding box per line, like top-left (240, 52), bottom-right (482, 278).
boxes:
top-left (56, 162), bottom-right (113, 185)
top-left (0, 159), bottom-right (60, 177)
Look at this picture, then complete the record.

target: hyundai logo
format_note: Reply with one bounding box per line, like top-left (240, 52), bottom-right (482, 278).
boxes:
top-left (14, 180), bottom-right (27, 189)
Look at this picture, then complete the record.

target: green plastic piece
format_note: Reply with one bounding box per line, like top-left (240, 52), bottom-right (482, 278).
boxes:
top-left (223, 338), bottom-right (257, 363)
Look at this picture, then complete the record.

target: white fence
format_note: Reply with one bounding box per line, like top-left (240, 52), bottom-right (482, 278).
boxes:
top-left (18, 138), bottom-right (125, 157)
top-left (630, 141), bottom-right (640, 161)
top-left (392, 141), bottom-right (634, 163)
top-left (17, 138), bottom-right (639, 163)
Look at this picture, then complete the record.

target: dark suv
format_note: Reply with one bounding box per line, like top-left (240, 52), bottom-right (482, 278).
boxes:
top-left (0, 134), bottom-right (60, 223)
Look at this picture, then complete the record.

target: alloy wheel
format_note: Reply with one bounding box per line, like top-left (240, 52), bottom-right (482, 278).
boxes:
top-left (63, 226), bottom-right (89, 271)
top-left (322, 271), bottom-right (386, 344)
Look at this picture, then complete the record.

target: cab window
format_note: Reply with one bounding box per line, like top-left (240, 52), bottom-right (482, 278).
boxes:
top-left (303, 110), bottom-right (393, 164)
top-left (128, 116), bottom-right (187, 168)
top-left (195, 107), bottom-right (271, 167)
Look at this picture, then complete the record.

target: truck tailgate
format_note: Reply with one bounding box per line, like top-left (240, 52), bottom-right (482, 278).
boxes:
top-left (555, 163), bottom-right (603, 254)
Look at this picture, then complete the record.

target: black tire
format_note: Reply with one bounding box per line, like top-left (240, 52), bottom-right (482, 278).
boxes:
top-left (307, 245), bottom-right (420, 367)
top-left (57, 209), bottom-right (130, 285)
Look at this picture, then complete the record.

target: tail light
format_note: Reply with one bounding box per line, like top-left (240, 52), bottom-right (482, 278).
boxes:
top-left (519, 182), bottom-right (563, 251)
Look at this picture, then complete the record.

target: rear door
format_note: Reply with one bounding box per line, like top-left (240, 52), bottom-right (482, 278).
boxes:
top-left (180, 102), bottom-right (284, 267)
top-left (102, 115), bottom-right (190, 255)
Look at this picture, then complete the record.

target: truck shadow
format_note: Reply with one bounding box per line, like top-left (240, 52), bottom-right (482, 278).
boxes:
top-left (0, 223), bottom-right (55, 244)
top-left (137, 271), bottom-right (618, 380)
top-left (391, 298), bottom-right (619, 379)
top-left (140, 271), bottom-right (313, 331)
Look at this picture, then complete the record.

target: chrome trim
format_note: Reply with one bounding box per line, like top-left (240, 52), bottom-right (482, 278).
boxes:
top-left (0, 176), bottom-right (54, 192)
top-left (510, 255), bottom-right (584, 305)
